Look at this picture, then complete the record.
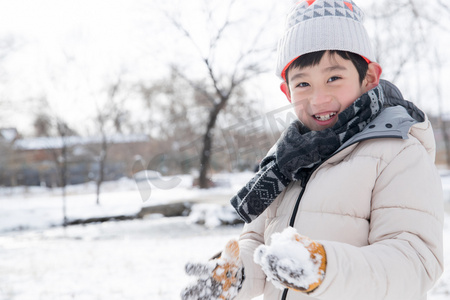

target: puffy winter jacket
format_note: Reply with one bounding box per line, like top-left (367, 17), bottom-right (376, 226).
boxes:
top-left (235, 81), bottom-right (444, 300)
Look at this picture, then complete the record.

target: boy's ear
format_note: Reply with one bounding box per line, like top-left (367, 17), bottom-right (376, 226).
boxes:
top-left (280, 82), bottom-right (292, 103)
top-left (363, 62), bottom-right (382, 91)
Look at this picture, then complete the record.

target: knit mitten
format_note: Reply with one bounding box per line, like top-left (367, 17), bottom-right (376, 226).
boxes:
top-left (181, 239), bottom-right (244, 300)
top-left (254, 227), bottom-right (326, 293)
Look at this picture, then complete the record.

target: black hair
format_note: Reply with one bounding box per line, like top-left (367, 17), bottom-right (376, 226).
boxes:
top-left (285, 50), bottom-right (369, 86)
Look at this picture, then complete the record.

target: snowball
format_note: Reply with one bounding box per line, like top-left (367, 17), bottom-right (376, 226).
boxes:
top-left (254, 227), bottom-right (322, 290)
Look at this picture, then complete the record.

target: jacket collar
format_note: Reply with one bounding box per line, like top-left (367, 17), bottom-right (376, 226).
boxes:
top-left (337, 80), bottom-right (425, 151)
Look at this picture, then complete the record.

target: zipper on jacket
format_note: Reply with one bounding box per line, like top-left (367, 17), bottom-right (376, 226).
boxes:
top-left (281, 288), bottom-right (289, 300)
top-left (289, 185), bottom-right (305, 227)
top-left (281, 180), bottom-right (307, 300)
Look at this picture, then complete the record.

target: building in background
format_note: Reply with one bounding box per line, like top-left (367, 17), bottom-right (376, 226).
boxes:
top-left (1, 130), bottom-right (151, 187)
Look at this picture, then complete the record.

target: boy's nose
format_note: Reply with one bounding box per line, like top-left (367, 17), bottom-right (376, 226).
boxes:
top-left (310, 90), bottom-right (332, 107)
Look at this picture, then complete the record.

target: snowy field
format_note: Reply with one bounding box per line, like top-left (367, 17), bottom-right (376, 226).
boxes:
top-left (0, 172), bottom-right (449, 300)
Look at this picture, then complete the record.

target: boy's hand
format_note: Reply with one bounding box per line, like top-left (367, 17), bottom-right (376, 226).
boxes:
top-left (181, 239), bottom-right (244, 300)
top-left (254, 227), bottom-right (326, 293)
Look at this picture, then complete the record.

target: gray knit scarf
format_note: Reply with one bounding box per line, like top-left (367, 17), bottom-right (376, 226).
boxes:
top-left (231, 85), bottom-right (385, 223)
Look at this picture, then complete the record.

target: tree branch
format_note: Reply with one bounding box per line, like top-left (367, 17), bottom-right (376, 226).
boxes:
top-left (438, 0), bottom-right (450, 13)
top-left (203, 58), bottom-right (226, 101)
top-left (108, 75), bottom-right (122, 100)
top-left (228, 3), bottom-right (276, 88)
top-left (163, 11), bottom-right (207, 61)
top-left (368, 1), bottom-right (407, 19)
top-left (208, 0), bottom-right (237, 51)
top-left (390, 53), bottom-right (410, 84)
top-left (171, 65), bottom-right (216, 104)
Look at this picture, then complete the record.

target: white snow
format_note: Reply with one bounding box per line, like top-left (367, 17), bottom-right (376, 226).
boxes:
top-left (188, 204), bottom-right (240, 228)
top-left (0, 172), bottom-right (254, 232)
top-left (14, 134), bottom-right (149, 150)
top-left (0, 217), bottom-right (243, 300)
top-left (254, 227), bottom-right (323, 291)
top-left (0, 171), bottom-right (449, 299)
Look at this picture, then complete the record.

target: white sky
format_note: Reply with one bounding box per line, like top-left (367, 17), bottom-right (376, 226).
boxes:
top-left (0, 0), bottom-right (449, 136)
top-left (0, 0), bottom-right (165, 134)
top-left (0, 0), bottom-right (290, 136)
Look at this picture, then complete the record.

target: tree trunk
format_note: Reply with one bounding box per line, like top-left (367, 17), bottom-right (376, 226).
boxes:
top-left (96, 136), bottom-right (108, 205)
top-left (60, 144), bottom-right (68, 227)
top-left (198, 99), bottom-right (227, 189)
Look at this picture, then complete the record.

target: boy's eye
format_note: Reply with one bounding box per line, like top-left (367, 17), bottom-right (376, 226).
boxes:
top-left (328, 76), bottom-right (341, 82)
top-left (296, 82), bottom-right (310, 88)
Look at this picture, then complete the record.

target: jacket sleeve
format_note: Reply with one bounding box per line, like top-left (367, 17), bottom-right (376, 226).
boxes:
top-left (309, 141), bottom-right (444, 300)
top-left (234, 211), bottom-right (267, 300)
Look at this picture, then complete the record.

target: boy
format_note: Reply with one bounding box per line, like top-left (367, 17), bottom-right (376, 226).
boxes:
top-left (181, 1), bottom-right (444, 299)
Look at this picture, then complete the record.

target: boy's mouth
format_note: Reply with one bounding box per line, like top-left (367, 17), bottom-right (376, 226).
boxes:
top-left (313, 112), bottom-right (337, 121)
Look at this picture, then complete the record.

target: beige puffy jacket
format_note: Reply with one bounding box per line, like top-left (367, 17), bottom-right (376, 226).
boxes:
top-left (235, 82), bottom-right (444, 300)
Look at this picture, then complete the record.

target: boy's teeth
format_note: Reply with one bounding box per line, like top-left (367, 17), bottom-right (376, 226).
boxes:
top-left (314, 112), bottom-right (336, 121)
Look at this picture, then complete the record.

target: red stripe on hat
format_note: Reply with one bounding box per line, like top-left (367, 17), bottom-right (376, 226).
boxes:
top-left (296, 0), bottom-right (315, 5)
top-left (344, 1), bottom-right (353, 11)
top-left (281, 56), bottom-right (300, 81)
top-left (361, 56), bottom-right (371, 64)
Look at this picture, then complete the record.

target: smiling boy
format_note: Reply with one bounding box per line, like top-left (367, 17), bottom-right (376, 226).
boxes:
top-left (181, 1), bottom-right (444, 300)
top-left (281, 50), bottom-right (381, 131)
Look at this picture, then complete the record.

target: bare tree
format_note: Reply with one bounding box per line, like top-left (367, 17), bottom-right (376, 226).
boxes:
top-left (46, 118), bottom-right (77, 227)
top-left (163, 0), bottom-right (280, 188)
top-left (0, 36), bottom-right (23, 126)
top-left (436, 0), bottom-right (450, 24)
top-left (94, 111), bottom-right (108, 206)
top-left (56, 120), bottom-right (70, 226)
top-left (32, 101), bottom-right (77, 227)
top-left (140, 69), bottom-right (202, 147)
top-left (433, 49), bottom-right (450, 167)
top-left (0, 130), bottom-right (19, 189)
top-left (366, 0), bottom-right (450, 166)
top-left (139, 65), bottom-right (267, 178)
top-left (92, 77), bottom-right (126, 205)
top-left (433, 2), bottom-right (450, 166)
top-left (365, 1), bottom-right (430, 85)
top-left (140, 69), bottom-right (214, 175)
top-left (33, 112), bottom-right (53, 137)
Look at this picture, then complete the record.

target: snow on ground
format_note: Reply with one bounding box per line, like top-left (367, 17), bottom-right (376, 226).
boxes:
top-left (0, 171), bottom-right (449, 299)
top-left (0, 216), bottom-right (243, 300)
top-left (0, 172), bottom-right (254, 232)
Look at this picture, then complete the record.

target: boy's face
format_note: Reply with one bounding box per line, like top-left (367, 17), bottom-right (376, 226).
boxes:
top-left (283, 52), bottom-right (372, 131)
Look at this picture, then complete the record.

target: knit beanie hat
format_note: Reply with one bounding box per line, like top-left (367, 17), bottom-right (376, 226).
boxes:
top-left (276, 0), bottom-right (375, 80)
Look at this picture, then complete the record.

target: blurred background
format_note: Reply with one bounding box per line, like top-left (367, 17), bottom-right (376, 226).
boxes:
top-left (0, 0), bottom-right (449, 299)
